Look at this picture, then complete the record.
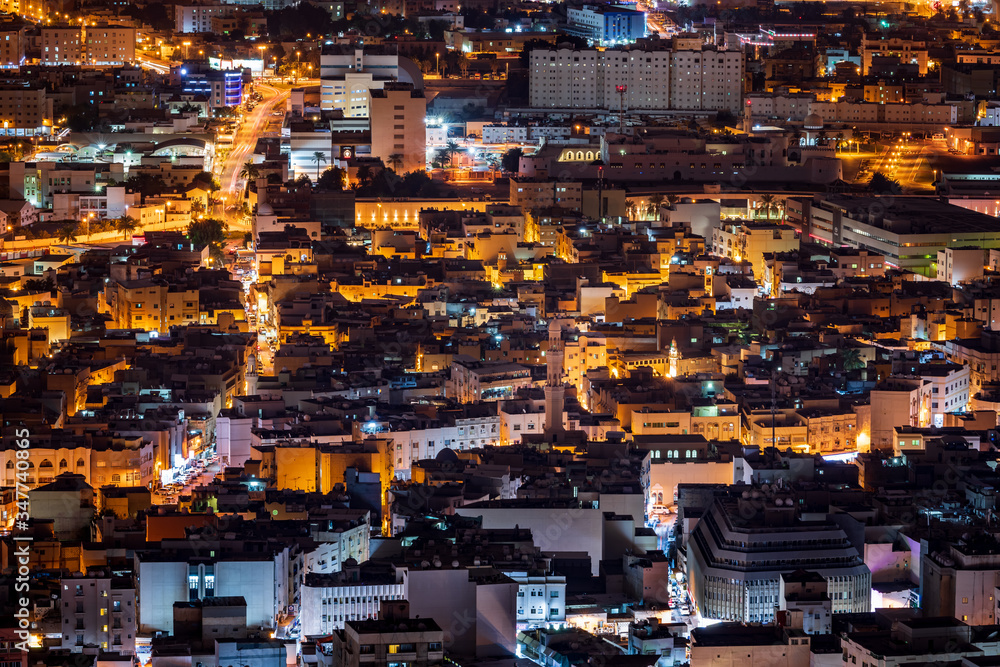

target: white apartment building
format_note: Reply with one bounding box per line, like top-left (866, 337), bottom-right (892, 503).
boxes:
top-left (746, 91), bottom-right (814, 122)
top-left (360, 414), bottom-right (501, 478)
top-left (300, 568), bottom-right (405, 636)
top-left (529, 45), bottom-right (743, 114)
top-left (319, 47), bottom-right (422, 117)
top-left (510, 573), bottom-right (567, 627)
top-left (60, 572), bottom-right (137, 654)
top-left (175, 3), bottom-right (231, 33)
top-left (937, 246), bottom-right (986, 287)
top-left (301, 519), bottom-right (371, 577)
top-left (483, 125), bottom-right (529, 144)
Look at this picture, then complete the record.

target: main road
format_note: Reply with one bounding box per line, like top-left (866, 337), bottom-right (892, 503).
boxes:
top-left (217, 81), bottom-right (291, 231)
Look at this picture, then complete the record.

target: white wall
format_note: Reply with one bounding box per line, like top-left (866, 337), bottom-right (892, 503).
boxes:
top-left (137, 561), bottom-right (188, 633)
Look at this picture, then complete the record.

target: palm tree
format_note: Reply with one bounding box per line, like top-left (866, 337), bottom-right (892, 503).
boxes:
top-left (840, 348), bottom-right (864, 372)
top-left (759, 193), bottom-right (777, 220)
top-left (647, 194), bottom-right (665, 220)
top-left (57, 224), bottom-right (77, 245)
top-left (239, 162), bottom-right (259, 199)
top-left (114, 215), bottom-right (138, 240)
top-left (312, 151), bottom-right (327, 181)
top-left (625, 200), bottom-right (638, 220)
top-left (239, 161), bottom-right (259, 182)
top-left (444, 140), bottom-right (461, 167)
top-left (387, 154), bottom-right (404, 172)
top-left (666, 194), bottom-right (680, 210)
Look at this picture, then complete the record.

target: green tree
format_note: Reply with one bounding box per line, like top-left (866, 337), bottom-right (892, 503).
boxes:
top-left (868, 171), bottom-right (901, 194)
top-left (191, 171), bottom-right (219, 191)
top-left (759, 193), bottom-right (777, 220)
top-left (239, 162), bottom-right (259, 182)
top-left (625, 200), bottom-right (636, 220)
top-left (501, 147), bottom-right (523, 173)
top-left (840, 347), bottom-right (865, 372)
top-left (647, 194), bottom-right (665, 220)
top-left (114, 215), bottom-right (138, 240)
top-left (442, 140), bottom-right (461, 168)
top-left (312, 151), bottom-right (327, 181)
top-left (57, 224), bottom-right (77, 244)
top-left (239, 161), bottom-right (259, 198)
top-left (187, 217), bottom-right (228, 247)
top-left (317, 167), bottom-right (346, 191)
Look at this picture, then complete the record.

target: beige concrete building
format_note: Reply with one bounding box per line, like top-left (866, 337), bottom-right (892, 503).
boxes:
top-left (369, 82), bottom-right (426, 175)
top-left (0, 23), bottom-right (25, 69)
top-left (84, 25), bottom-right (136, 66)
top-left (0, 86), bottom-right (53, 135)
top-left (41, 26), bottom-right (83, 65)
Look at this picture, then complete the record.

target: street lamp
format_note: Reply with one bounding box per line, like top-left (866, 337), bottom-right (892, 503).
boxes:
top-left (435, 52), bottom-right (440, 76)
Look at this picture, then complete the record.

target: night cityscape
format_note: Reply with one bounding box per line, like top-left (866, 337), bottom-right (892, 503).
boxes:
top-left (3, 0), bottom-right (1000, 665)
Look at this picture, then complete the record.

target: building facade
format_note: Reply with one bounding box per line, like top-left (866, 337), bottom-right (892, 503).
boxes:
top-left (529, 44), bottom-right (744, 113)
top-left (60, 572), bottom-right (137, 654)
top-left (688, 498), bottom-right (872, 623)
top-left (369, 83), bottom-right (426, 175)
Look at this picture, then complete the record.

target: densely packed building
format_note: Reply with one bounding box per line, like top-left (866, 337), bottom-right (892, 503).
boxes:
top-left (4, 0), bottom-right (1000, 666)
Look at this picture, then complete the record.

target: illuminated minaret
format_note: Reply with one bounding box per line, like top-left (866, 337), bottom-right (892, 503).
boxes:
top-left (668, 338), bottom-right (679, 378)
top-left (544, 321), bottom-right (565, 439)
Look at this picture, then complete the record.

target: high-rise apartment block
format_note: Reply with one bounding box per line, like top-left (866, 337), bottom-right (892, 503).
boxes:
top-left (529, 41), bottom-right (744, 113)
